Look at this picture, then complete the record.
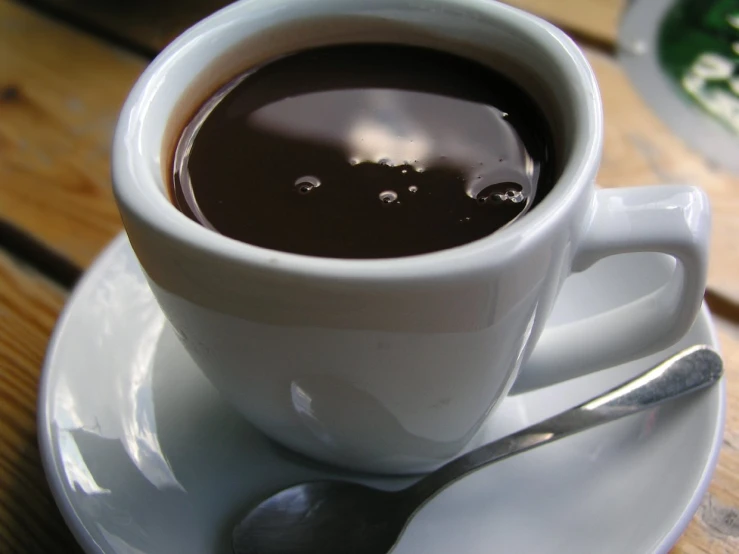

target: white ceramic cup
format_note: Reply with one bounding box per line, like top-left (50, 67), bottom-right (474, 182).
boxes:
top-left (112, 0), bottom-right (711, 474)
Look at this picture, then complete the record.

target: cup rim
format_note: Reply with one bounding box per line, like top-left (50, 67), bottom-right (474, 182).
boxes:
top-left (112, 0), bottom-right (603, 283)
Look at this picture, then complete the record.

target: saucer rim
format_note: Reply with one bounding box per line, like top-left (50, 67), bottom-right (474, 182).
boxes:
top-left (37, 232), bottom-right (727, 554)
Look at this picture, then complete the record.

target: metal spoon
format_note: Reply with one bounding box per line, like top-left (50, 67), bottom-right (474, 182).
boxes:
top-left (232, 345), bottom-right (722, 554)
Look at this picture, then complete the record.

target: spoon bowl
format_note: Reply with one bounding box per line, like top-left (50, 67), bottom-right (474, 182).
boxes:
top-left (233, 481), bottom-right (409, 554)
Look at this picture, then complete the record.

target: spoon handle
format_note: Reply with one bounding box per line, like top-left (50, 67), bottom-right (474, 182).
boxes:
top-left (404, 345), bottom-right (722, 508)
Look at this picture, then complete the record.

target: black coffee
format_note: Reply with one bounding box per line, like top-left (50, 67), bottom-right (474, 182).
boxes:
top-left (172, 44), bottom-right (555, 258)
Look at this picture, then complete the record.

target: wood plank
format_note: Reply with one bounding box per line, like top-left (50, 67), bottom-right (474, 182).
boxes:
top-left (17, 0), bottom-right (231, 53)
top-left (0, 251), bottom-right (82, 553)
top-left (17, 0), bottom-right (625, 54)
top-left (0, 0), bottom-right (142, 268)
top-left (505, 0), bottom-right (625, 46)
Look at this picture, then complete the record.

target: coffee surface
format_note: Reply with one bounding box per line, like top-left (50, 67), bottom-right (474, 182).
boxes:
top-left (172, 44), bottom-right (555, 258)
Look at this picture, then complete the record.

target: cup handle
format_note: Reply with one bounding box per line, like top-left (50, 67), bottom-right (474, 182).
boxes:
top-left (512, 185), bottom-right (711, 394)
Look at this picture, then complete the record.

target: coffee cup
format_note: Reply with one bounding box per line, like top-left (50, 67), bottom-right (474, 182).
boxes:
top-left (112, 0), bottom-right (710, 474)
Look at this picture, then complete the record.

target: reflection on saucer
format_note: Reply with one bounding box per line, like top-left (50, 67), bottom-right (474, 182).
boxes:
top-left (291, 375), bottom-right (472, 468)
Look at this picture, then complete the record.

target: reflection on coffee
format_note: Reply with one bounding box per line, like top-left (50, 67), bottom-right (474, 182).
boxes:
top-left (171, 44), bottom-right (556, 258)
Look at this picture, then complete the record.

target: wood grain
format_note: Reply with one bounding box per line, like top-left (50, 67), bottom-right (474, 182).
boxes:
top-left (0, 0), bottom-right (142, 268)
top-left (16, 0), bottom-right (625, 53)
top-left (18, 0), bottom-right (230, 53)
top-left (0, 251), bottom-right (82, 553)
top-left (505, 0), bottom-right (625, 46)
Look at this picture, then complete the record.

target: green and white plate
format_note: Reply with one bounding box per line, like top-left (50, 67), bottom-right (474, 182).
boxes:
top-left (619, 0), bottom-right (739, 173)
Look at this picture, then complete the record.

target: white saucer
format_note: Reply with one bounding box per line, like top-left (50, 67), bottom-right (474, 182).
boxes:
top-left (39, 234), bottom-right (725, 554)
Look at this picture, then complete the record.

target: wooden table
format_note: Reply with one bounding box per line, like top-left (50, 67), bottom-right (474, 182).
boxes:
top-left (1, 0), bottom-right (737, 551)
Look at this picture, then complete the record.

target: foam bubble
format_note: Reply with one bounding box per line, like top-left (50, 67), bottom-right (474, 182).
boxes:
top-left (294, 175), bottom-right (321, 194)
top-left (379, 190), bottom-right (398, 203)
top-left (505, 189), bottom-right (526, 203)
top-left (474, 182), bottom-right (529, 205)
